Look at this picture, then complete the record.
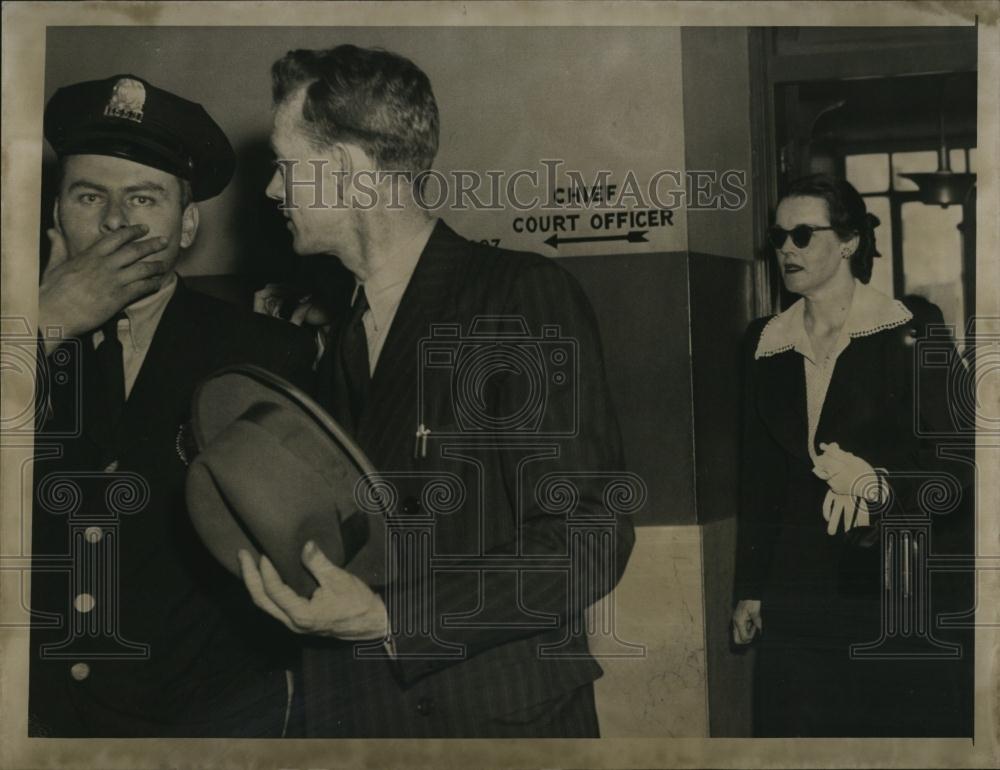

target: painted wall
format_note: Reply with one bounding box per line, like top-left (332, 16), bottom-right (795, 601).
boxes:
top-left (43, 26), bottom-right (689, 271)
top-left (562, 252), bottom-right (694, 527)
top-left (589, 526), bottom-right (707, 736)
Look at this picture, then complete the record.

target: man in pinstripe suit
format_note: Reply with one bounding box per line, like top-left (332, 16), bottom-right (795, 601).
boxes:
top-left (240, 44), bottom-right (635, 737)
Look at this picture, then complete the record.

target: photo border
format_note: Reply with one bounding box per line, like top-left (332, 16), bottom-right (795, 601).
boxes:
top-left (2, 2), bottom-right (997, 768)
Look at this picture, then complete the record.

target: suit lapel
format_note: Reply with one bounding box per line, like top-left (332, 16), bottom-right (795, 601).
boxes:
top-left (355, 221), bottom-right (466, 466)
top-left (114, 279), bottom-right (199, 446)
top-left (316, 282), bottom-right (358, 428)
top-left (73, 330), bottom-right (109, 455)
top-left (755, 350), bottom-right (811, 463)
top-left (814, 336), bottom-right (870, 449)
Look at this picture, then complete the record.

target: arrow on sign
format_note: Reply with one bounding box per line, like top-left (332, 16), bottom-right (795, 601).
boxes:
top-left (544, 230), bottom-right (649, 249)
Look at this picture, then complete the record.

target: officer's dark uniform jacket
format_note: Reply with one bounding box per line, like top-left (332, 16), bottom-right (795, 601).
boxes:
top-left (29, 278), bottom-right (316, 737)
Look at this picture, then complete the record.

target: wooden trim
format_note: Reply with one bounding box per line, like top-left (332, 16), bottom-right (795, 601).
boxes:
top-left (748, 27), bottom-right (778, 317)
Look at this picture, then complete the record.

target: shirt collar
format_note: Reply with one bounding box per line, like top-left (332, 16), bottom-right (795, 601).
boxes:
top-left (755, 279), bottom-right (913, 361)
top-left (119, 271), bottom-right (178, 350)
top-left (357, 218), bottom-right (436, 333)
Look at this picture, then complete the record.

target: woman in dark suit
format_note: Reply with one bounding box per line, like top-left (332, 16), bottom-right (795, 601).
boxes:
top-left (732, 175), bottom-right (974, 737)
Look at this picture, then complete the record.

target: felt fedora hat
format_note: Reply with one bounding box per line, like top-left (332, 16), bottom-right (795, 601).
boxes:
top-left (185, 365), bottom-right (388, 596)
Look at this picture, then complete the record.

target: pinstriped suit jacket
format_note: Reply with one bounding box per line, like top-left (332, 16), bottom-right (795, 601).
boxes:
top-left (303, 220), bottom-right (635, 737)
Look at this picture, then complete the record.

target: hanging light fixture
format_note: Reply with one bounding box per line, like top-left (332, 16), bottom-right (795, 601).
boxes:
top-left (900, 78), bottom-right (976, 208)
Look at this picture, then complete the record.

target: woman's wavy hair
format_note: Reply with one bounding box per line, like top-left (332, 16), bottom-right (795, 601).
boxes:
top-left (784, 174), bottom-right (881, 284)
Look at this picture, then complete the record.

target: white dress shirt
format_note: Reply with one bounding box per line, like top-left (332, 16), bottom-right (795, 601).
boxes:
top-left (347, 219), bottom-right (436, 658)
top-left (754, 279), bottom-right (913, 528)
top-left (754, 279), bottom-right (913, 460)
top-left (92, 272), bottom-right (178, 398)
top-left (354, 219), bottom-right (437, 374)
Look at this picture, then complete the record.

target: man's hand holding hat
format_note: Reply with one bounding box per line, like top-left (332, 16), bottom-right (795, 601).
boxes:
top-left (238, 541), bottom-right (389, 641)
top-left (38, 223), bottom-right (169, 354)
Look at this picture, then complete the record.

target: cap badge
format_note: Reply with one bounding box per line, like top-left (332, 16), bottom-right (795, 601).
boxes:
top-left (104, 78), bottom-right (146, 123)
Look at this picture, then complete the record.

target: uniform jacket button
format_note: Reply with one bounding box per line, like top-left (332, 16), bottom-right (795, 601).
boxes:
top-left (73, 593), bottom-right (95, 613)
top-left (84, 526), bottom-right (104, 544)
top-left (416, 696), bottom-right (434, 716)
top-left (70, 662), bottom-right (90, 681)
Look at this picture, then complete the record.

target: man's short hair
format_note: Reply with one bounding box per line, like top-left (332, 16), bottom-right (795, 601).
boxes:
top-left (271, 45), bottom-right (439, 175)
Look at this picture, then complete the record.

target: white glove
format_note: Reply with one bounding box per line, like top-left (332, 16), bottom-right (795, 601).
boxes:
top-left (822, 490), bottom-right (871, 535)
top-left (814, 442), bottom-right (888, 535)
top-left (812, 442), bottom-right (879, 497)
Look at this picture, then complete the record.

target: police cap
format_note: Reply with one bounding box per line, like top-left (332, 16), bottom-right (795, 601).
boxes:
top-left (44, 74), bottom-right (235, 201)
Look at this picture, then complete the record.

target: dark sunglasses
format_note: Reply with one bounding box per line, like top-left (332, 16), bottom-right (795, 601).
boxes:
top-left (768, 224), bottom-right (838, 250)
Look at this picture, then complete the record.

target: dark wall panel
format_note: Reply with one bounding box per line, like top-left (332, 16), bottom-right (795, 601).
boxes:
top-left (561, 251), bottom-right (695, 526)
top-left (689, 252), bottom-right (753, 526)
top-left (687, 251), bottom-right (755, 736)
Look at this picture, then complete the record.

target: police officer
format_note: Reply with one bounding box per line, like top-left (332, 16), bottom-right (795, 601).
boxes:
top-left (30, 74), bottom-right (315, 737)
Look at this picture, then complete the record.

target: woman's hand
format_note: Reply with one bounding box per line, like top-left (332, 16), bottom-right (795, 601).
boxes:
top-left (812, 442), bottom-right (880, 498)
top-left (732, 599), bottom-right (762, 644)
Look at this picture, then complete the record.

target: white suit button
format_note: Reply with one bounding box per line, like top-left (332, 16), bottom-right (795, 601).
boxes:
top-left (84, 527), bottom-right (103, 543)
top-left (70, 662), bottom-right (90, 681)
top-left (73, 593), bottom-right (95, 613)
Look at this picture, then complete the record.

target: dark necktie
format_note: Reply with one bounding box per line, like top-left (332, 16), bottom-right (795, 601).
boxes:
top-left (94, 313), bottom-right (126, 434)
top-left (338, 285), bottom-right (371, 426)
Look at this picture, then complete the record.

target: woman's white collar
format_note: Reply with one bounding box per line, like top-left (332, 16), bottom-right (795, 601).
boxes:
top-left (755, 281), bottom-right (913, 359)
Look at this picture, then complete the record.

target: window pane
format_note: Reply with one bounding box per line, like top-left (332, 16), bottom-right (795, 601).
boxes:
top-left (892, 151), bottom-right (938, 191)
top-left (949, 148), bottom-right (966, 172)
top-left (970, 148), bottom-right (979, 173)
top-left (901, 201), bottom-right (965, 331)
top-left (846, 154), bottom-right (890, 193)
top-left (864, 196), bottom-right (894, 297)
